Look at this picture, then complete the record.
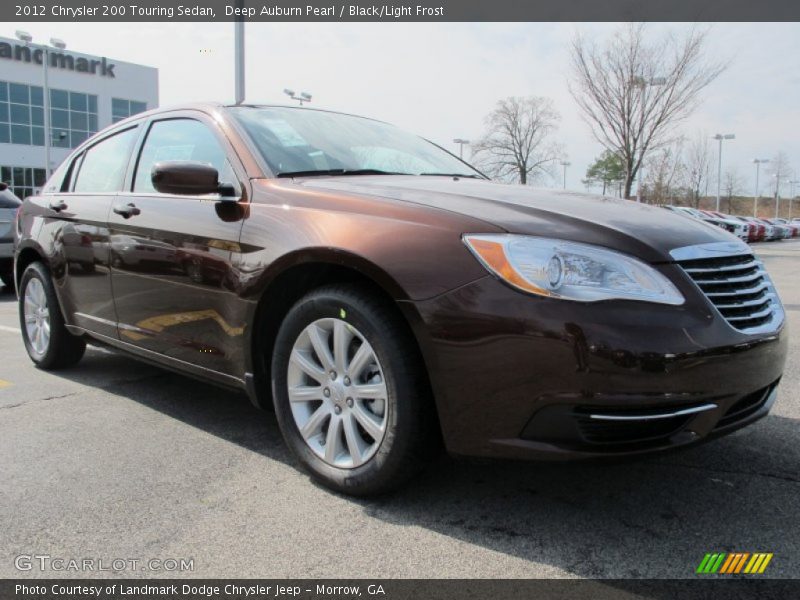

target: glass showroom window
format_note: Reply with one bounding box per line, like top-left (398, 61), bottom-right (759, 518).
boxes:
top-left (0, 81), bottom-right (44, 146)
top-left (50, 88), bottom-right (99, 148)
top-left (0, 165), bottom-right (47, 200)
top-left (0, 81), bottom-right (98, 149)
top-left (112, 98), bottom-right (148, 123)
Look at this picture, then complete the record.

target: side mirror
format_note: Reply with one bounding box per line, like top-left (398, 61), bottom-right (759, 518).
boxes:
top-left (151, 161), bottom-right (235, 197)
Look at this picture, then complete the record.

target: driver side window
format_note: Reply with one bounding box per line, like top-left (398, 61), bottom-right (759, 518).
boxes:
top-left (133, 118), bottom-right (236, 193)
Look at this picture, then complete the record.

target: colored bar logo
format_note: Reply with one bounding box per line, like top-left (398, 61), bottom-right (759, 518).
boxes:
top-left (696, 552), bottom-right (773, 574)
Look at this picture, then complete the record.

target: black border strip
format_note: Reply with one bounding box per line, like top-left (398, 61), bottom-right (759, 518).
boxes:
top-left (2, 579), bottom-right (799, 600)
top-left (2, 0), bottom-right (799, 22)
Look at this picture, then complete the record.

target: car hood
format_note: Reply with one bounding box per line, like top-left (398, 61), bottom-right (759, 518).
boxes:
top-left (291, 176), bottom-right (738, 263)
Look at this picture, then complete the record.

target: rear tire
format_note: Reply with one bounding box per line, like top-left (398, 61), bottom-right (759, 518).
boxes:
top-left (271, 283), bottom-right (437, 496)
top-left (19, 262), bottom-right (86, 369)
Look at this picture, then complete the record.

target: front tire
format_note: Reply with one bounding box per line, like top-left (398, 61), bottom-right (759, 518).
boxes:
top-left (19, 262), bottom-right (86, 369)
top-left (271, 284), bottom-right (437, 495)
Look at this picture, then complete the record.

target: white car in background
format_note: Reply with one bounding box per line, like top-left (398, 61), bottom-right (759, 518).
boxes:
top-left (754, 218), bottom-right (780, 241)
top-left (665, 205), bottom-right (749, 242)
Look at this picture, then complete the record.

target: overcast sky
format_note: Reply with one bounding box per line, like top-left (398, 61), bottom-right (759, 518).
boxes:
top-left (12, 21), bottom-right (800, 194)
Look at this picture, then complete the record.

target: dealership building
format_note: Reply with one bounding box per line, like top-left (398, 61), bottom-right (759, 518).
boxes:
top-left (0, 35), bottom-right (158, 198)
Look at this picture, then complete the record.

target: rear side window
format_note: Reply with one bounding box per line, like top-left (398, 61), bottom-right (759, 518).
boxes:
top-left (73, 127), bottom-right (138, 194)
top-left (133, 119), bottom-right (234, 193)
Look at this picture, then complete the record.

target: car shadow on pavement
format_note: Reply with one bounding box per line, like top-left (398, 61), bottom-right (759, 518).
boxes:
top-left (55, 348), bottom-right (800, 579)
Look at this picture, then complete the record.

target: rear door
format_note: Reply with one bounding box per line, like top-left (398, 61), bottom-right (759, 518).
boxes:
top-left (38, 125), bottom-right (140, 338)
top-left (108, 112), bottom-right (250, 379)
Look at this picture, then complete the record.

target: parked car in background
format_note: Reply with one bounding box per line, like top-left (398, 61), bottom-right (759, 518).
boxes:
top-left (729, 215), bottom-right (766, 243)
top-left (663, 206), bottom-right (749, 242)
top-left (753, 218), bottom-right (782, 241)
top-left (697, 210), bottom-right (754, 242)
top-left (0, 182), bottom-right (21, 291)
top-left (771, 220), bottom-right (792, 240)
top-left (13, 104), bottom-right (789, 495)
top-left (767, 218), bottom-right (797, 238)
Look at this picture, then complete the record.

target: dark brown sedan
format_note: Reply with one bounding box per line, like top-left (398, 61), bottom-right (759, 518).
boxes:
top-left (13, 104), bottom-right (787, 494)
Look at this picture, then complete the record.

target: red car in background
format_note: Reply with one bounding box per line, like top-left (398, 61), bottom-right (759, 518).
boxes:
top-left (726, 215), bottom-right (766, 242)
top-left (703, 211), bottom-right (758, 242)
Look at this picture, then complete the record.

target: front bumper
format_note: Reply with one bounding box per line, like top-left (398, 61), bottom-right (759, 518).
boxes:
top-left (407, 270), bottom-right (788, 460)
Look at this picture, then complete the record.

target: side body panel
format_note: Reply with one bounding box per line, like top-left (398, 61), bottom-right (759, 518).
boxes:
top-left (107, 111), bottom-right (252, 379)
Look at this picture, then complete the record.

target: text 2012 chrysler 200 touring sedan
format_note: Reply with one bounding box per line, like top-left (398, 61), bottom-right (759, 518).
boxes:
top-left (14, 104), bottom-right (787, 495)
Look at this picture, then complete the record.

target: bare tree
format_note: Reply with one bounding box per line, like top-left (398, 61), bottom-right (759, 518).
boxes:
top-left (722, 168), bottom-right (745, 213)
top-left (643, 139), bottom-right (686, 205)
top-left (472, 96), bottom-right (562, 185)
top-left (569, 24), bottom-right (727, 199)
top-left (684, 131), bottom-right (712, 208)
top-left (767, 151), bottom-right (792, 199)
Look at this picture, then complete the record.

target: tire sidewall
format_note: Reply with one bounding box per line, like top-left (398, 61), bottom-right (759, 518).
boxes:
top-left (272, 289), bottom-right (415, 494)
top-left (19, 264), bottom-right (53, 364)
top-left (18, 262), bottom-right (82, 369)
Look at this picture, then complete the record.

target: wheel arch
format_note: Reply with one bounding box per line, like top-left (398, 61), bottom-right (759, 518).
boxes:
top-left (246, 253), bottom-right (436, 421)
top-left (14, 242), bottom-right (49, 288)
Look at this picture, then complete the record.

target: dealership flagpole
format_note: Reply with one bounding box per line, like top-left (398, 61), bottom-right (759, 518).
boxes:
top-left (41, 46), bottom-right (52, 178)
top-left (234, 0), bottom-right (245, 104)
top-left (16, 31), bottom-right (58, 178)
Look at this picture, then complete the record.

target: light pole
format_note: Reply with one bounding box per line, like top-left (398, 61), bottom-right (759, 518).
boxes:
top-left (453, 138), bottom-right (470, 159)
top-left (283, 89), bottom-right (312, 105)
top-left (560, 161), bottom-right (571, 190)
top-left (752, 158), bottom-right (769, 217)
top-left (773, 173), bottom-right (789, 219)
top-left (16, 31), bottom-right (64, 178)
top-left (234, 0), bottom-right (245, 104)
top-left (631, 76), bottom-right (666, 202)
top-left (713, 133), bottom-right (735, 212)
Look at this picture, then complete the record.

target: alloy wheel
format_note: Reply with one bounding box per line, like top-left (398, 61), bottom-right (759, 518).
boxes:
top-left (23, 278), bottom-right (50, 356)
top-left (287, 318), bottom-right (389, 468)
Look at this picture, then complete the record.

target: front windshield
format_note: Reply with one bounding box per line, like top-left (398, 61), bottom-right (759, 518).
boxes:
top-left (229, 106), bottom-right (482, 178)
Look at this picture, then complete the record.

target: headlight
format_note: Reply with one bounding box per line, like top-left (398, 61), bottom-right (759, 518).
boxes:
top-left (463, 234), bottom-right (684, 305)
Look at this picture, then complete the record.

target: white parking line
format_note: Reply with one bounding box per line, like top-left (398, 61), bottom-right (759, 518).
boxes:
top-left (0, 325), bottom-right (20, 334)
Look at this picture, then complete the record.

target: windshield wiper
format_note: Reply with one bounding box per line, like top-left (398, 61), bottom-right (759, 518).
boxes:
top-left (419, 172), bottom-right (483, 179)
top-left (276, 168), bottom-right (402, 178)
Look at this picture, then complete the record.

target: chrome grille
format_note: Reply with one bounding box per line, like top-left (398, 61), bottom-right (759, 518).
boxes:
top-left (676, 252), bottom-right (781, 333)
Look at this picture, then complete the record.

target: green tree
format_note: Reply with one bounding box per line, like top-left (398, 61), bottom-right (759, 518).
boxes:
top-left (583, 150), bottom-right (625, 195)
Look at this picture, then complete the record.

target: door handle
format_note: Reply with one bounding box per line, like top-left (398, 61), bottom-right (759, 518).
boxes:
top-left (48, 200), bottom-right (68, 212)
top-left (113, 202), bottom-right (141, 218)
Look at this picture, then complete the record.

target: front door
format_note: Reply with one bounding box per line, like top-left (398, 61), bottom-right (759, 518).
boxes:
top-left (108, 115), bottom-right (249, 379)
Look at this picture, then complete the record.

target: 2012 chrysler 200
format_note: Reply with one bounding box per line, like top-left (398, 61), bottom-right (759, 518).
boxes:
top-left (14, 105), bottom-right (787, 495)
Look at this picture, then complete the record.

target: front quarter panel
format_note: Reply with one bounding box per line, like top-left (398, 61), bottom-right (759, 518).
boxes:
top-left (237, 179), bottom-right (499, 302)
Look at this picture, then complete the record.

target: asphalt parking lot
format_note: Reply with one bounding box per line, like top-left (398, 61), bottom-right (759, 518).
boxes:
top-left (1, 241), bottom-right (798, 580)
